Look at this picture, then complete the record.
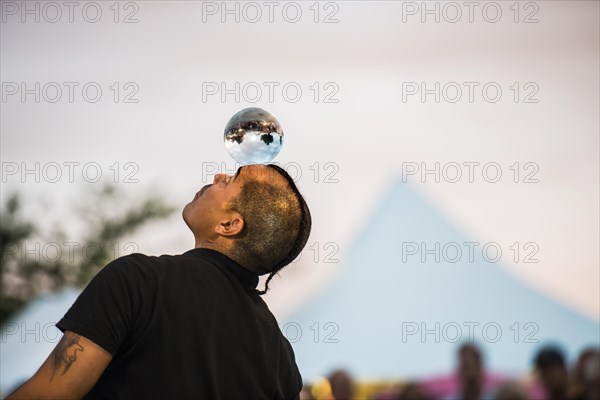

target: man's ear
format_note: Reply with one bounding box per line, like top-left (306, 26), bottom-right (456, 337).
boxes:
top-left (215, 212), bottom-right (244, 237)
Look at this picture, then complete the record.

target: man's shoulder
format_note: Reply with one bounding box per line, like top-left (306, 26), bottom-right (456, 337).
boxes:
top-left (107, 252), bottom-right (183, 270)
top-left (104, 251), bottom-right (222, 281)
top-left (99, 252), bottom-right (165, 283)
top-left (104, 252), bottom-right (152, 272)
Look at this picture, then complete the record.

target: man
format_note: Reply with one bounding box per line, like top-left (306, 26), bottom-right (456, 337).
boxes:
top-left (570, 347), bottom-right (600, 400)
top-left (534, 346), bottom-right (570, 400)
top-left (328, 369), bottom-right (355, 400)
top-left (7, 164), bottom-right (312, 400)
top-left (445, 343), bottom-right (493, 400)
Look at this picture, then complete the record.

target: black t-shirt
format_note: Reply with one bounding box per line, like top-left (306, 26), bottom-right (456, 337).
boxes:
top-left (56, 248), bottom-right (302, 400)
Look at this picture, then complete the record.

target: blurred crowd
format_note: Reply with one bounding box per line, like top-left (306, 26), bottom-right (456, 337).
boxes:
top-left (299, 344), bottom-right (600, 400)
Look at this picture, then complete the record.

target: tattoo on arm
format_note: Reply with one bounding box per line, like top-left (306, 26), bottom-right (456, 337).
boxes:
top-left (50, 331), bottom-right (85, 381)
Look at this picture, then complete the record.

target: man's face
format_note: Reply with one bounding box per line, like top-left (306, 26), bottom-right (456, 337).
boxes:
top-left (182, 164), bottom-right (278, 242)
top-left (182, 167), bottom-right (245, 241)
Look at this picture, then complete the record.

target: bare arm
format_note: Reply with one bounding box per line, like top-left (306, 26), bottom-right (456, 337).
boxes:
top-left (6, 331), bottom-right (112, 400)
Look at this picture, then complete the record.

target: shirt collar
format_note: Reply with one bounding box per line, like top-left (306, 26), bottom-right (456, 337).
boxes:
top-left (183, 248), bottom-right (259, 291)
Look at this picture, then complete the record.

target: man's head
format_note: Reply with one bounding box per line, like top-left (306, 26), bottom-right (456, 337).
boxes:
top-left (183, 164), bottom-right (311, 292)
top-left (457, 343), bottom-right (484, 397)
top-left (328, 369), bottom-right (355, 400)
top-left (534, 346), bottom-right (568, 398)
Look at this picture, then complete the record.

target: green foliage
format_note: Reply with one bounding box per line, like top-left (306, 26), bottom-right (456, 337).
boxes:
top-left (0, 186), bottom-right (175, 323)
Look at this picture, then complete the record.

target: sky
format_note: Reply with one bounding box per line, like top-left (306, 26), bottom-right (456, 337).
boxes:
top-left (1, 0), bottom-right (598, 327)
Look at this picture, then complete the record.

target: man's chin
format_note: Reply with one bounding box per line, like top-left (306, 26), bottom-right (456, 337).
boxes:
top-left (182, 204), bottom-right (192, 227)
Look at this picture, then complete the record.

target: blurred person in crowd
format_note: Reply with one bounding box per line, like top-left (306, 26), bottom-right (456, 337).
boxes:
top-left (328, 369), bottom-right (355, 400)
top-left (445, 343), bottom-right (493, 400)
top-left (301, 385), bottom-right (316, 400)
top-left (584, 353), bottom-right (600, 400)
top-left (397, 382), bottom-right (432, 400)
top-left (534, 345), bottom-right (570, 400)
top-left (373, 384), bottom-right (403, 400)
top-left (570, 347), bottom-right (600, 400)
top-left (492, 381), bottom-right (529, 400)
top-left (580, 351), bottom-right (599, 400)
top-left (6, 164), bottom-right (312, 400)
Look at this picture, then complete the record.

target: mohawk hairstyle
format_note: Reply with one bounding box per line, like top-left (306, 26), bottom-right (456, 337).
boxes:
top-left (226, 164), bottom-right (312, 295)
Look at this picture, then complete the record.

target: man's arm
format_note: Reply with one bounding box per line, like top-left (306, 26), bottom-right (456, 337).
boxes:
top-left (6, 330), bottom-right (112, 400)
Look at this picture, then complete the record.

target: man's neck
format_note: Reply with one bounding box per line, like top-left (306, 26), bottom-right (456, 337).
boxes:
top-left (193, 239), bottom-right (252, 272)
top-left (194, 239), bottom-right (228, 255)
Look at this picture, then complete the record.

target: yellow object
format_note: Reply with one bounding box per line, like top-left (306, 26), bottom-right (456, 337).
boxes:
top-left (310, 376), bottom-right (334, 400)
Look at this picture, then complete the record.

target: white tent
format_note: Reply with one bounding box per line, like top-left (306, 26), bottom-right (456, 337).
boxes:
top-left (285, 180), bottom-right (600, 380)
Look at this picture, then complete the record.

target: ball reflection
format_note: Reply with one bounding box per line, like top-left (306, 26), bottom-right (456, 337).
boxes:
top-left (224, 107), bottom-right (283, 165)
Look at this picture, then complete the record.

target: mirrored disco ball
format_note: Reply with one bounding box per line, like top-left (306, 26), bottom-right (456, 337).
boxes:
top-left (224, 107), bottom-right (283, 165)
